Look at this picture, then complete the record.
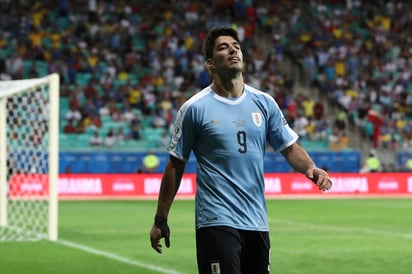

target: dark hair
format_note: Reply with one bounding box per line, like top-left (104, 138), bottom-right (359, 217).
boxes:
top-left (203, 26), bottom-right (240, 60)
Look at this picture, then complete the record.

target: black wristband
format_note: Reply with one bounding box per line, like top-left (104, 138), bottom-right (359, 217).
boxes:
top-left (155, 215), bottom-right (167, 225)
top-left (154, 215), bottom-right (169, 237)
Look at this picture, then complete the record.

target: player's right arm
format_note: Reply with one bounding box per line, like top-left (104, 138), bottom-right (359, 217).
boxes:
top-left (150, 156), bottom-right (186, 253)
top-left (156, 156), bottom-right (186, 218)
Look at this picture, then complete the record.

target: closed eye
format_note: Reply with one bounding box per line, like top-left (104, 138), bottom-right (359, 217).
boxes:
top-left (217, 42), bottom-right (240, 51)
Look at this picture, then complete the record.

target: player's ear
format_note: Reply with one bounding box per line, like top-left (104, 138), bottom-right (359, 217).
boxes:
top-left (206, 59), bottom-right (214, 73)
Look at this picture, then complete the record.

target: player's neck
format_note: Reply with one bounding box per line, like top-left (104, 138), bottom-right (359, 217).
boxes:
top-left (211, 75), bottom-right (244, 98)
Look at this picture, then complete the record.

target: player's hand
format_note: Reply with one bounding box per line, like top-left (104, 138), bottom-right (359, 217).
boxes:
top-left (306, 167), bottom-right (333, 192)
top-left (150, 215), bottom-right (170, 254)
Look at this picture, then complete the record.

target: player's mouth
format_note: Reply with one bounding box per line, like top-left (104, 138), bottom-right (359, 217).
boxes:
top-left (228, 56), bottom-right (240, 63)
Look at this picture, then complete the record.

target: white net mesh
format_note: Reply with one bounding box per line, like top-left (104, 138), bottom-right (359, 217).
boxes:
top-left (0, 80), bottom-right (52, 241)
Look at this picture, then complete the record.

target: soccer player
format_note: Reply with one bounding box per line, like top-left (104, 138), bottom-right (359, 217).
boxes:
top-left (150, 26), bottom-right (333, 274)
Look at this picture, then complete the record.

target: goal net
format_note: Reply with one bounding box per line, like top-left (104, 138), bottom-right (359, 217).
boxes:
top-left (0, 73), bottom-right (59, 241)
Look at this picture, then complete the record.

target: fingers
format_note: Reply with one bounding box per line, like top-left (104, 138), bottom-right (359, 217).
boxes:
top-left (150, 225), bottom-right (163, 253)
top-left (165, 234), bottom-right (170, 248)
top-left (308, 168), bottom-right (332, 192)
top-left (317, 178), bottom-right (332, 191)
top-left (150, 230), bottom-right (162, 253)
top-left (151, 239), bottom-right (163, 254)
top-left (314, 172), bottom-right (332, 191)
top-left (305, 168), bottom-right (314, 180)
top-left (150, 225), bottom-right (170, 254)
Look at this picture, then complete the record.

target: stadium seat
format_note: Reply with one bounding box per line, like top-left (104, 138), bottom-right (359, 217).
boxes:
top-left (75, 73), bottom-right (92, 86)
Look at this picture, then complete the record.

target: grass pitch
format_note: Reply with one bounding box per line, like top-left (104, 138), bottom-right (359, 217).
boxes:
top-left (0, 198), bottom-right (411, 274)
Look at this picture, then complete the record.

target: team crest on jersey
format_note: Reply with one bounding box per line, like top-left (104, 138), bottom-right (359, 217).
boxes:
top-left (251, 112), bottom-right (262, 127)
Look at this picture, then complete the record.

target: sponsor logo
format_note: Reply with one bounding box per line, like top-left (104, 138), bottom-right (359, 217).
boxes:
top-left (264, 177), bottom-right (282, 193)
top-left (21, 183), bottom-right (43, 192)
top-left (112, 182), bottom-right (135, 192)
top-left (144, 178), bottom-right (161, 194)
top-left (408, 177), bottom-right (412, 193)
top-left (232, 119), bottom-right (245, 127)
top-left (377, 181), bottom-right (399, 191)
top-left (377, 176), bottom-right (399, 191)
top-left (58, 178), bottom-right (103, 194)
top-left (291, 181), bottom-right (313, 191)
top-left (144, 177), bottom-right (194, 195)
top-left (211, 261), bottom-right (221, 274)
top-left (328, 176), bottom-right (369, 193)
top-left (177, 178), bottom-right (194, 194)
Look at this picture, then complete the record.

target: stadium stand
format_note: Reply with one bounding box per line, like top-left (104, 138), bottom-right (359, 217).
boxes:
top-left (1, 0), bottom-right (411, 171)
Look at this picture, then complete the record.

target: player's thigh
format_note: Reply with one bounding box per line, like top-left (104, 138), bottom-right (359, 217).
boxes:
top-left (240, 230), bottom-right (271, 274)
top-left (196, 226), bottom-right (242, 274)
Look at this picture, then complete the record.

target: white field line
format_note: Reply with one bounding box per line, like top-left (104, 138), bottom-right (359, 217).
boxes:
top-left (56, 239), bottom-right (182, 274)
top-left (271, 219), bottom-right (412, 239)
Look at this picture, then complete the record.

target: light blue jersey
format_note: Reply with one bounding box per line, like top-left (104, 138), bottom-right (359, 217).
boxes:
top-left (167, 84), bottom-right (299, 231)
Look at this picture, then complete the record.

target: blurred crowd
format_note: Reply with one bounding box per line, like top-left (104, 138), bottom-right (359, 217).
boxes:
top-left (289, 0), bottom-right (412, 150)
top-left (1, 0), bottom-right (411, 153)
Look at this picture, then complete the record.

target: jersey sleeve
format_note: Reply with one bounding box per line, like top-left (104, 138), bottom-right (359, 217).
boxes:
top-left (167, 103), bottom-right (197, 162)
top-left (266, 97), bottom-right (299, 152)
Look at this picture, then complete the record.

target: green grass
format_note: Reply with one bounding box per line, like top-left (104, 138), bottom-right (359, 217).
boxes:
top-left (0, 199), bottom-right (411, 274)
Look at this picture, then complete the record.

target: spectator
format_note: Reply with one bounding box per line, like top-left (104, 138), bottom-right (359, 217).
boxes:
top-left (120, 104), bottom-right (135, 123)
top-left (107, 100), bottom-right (122, 121)
top-left (63, 119), bottom-right (78, 134)
top-left (402, 156), bottom-right (412, 172)
top-left (305, 116), bottom-right (317, 141)
top-left (7, 52), bottom-right (24, 79)
top-left (89, 131), bottom-right (103, 146)
top-left (360, 150), bottom-right (381, 173)
top-left (293, 112), bottom-right (308, 140)
top-left (30, 128), bottom-right (43, 148)
top-left (65, 105), bottom-right (82, 124)
top-left (84, 78), bottom-right (99, 100)
top-left (115, 127), bottom-right (126, 143)
top-left (104, 127), bottom-right (117, 148)
top-left (339, 132), bottom-right (350, 151)
top-left (313, 100), bottom-right (325, 120)
top-left (313, 115), bottom-right (329, 142)
top-left (158, 131), bottom-right (170, 149)
top-left (328, 126), bottom-right (341, 151)
top-left (137, 151), bottom-right (160, 173)
top-left (129, 124), bottom-right (142, 141)
top-left (127, 83), bottom-right (143, 109)
top-left (0, 58), bottom-right (11, 80)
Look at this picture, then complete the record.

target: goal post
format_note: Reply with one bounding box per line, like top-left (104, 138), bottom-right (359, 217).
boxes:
top-left (0, 73), bottom-right (60, 241)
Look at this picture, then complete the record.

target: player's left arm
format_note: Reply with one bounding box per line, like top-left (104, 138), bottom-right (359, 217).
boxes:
top-left (150, 156), bottom-right (186, 254)
top-left (281, 142), bottom-right (332, 191)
